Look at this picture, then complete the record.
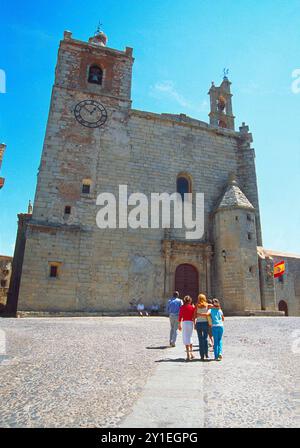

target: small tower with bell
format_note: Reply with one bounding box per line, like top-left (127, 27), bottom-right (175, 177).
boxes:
top-left (208, 70), bottom-right (235, 130)
top-left (27, 200), bottom-right (33, 214)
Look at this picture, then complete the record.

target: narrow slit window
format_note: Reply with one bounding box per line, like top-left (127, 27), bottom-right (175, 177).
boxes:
top-left (82, 179), bottom-right (92, 194)
top-left (49, 265), bottom-right (58, 278)
top-left (82, 183), bottom-right (91, 194)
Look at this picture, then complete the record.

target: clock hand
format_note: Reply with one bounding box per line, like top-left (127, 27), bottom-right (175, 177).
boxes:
top-left (83, 105), bottom-right (92, 114)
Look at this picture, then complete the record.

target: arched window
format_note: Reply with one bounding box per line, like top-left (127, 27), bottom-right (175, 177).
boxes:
top-left (217, 95), bottom-right (226, 112)
top-left (88, 65), bottom-right (103, 85)
top-left (176, 174), bottom-right (191, 201)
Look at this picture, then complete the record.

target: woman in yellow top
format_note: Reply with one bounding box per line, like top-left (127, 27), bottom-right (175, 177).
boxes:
top-left (194, 293), bottom-right (212, 361)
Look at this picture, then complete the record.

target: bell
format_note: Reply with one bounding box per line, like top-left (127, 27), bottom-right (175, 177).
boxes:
top-left (91, 73), bottom-right (100, 82)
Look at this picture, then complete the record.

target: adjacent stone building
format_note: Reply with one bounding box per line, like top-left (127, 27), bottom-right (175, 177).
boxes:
top-left (0, 143), bottom-right (6, 189)
top-left (0, 255), bottom-right (12, 310)
top-left (0, 144), bottom-right (10, 310)
top-left (258, 248), bottom-right (300, 316)
top-left (7, 29), bottom-right (299, 315)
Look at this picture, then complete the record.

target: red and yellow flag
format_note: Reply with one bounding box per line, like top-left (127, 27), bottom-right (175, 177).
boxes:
top-left (274, 260), bottom-right (285, 278)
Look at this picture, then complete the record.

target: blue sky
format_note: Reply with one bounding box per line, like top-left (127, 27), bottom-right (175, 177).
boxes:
top-left (0, 0), bottom-right (299, 256)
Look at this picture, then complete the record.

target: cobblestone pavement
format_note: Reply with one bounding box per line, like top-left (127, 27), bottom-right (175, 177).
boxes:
top-left (0, 316), bottom-right (299, 428)
top-left (201, 317), bottom-right (300, 428)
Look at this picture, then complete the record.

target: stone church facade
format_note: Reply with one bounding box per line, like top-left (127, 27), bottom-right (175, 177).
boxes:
top-left (7, 30), bottom-right (299, 315)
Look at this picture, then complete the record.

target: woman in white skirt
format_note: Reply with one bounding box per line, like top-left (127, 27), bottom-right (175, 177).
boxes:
top-left (178, 295), bottom-right (196, 361)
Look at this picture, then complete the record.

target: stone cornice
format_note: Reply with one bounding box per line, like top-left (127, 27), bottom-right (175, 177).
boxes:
top-left (27, 220), bottom-right (82, 233)
top-left (130, 109), bottom-right (242, 139)
top-left (59, 38), bottom-right (134, 61)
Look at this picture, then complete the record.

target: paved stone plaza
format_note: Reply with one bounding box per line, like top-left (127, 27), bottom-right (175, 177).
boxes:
top-left (0, 316), bottom-right (299, 428)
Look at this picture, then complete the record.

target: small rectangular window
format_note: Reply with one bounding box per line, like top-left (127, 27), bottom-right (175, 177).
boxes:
top-left (64, 206), bottom-right (71, 215)
top-left (50, 265), bottom-right (58, 278)
top-left (247, 232), bottom-right (252, 240)
top-left (82, 184), bottom-right (90, 194)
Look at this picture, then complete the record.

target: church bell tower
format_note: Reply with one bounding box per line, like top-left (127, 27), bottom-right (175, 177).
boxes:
top-left (30, 28), bottom-right (134, 225)
top-left (56, 28), bottom-right (134, 109)
top-left (208, 73), bottom-right (235, 130)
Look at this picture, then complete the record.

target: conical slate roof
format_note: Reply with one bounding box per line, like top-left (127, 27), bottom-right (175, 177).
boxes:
top-left (216, 180), bottom-right (255, 211)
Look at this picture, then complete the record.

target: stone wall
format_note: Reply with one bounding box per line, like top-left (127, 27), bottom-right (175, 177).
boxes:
top-left (237, 125), bottom-right (262, 246)
top-left (213, 207), bottom-right (262, 313)
top-left (268, 251), bottom-right (300, 316)
top-left (18, 106), bottom-right (260, 312)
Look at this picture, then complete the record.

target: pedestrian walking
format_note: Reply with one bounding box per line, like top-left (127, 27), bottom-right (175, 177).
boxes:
top-left (178, 295), bottom-right (195, 361)
top-left (209, 299), bottom-right (224, 361)
top-left (194, 293), bottom-right (210, 361)
top-left (166, 291), bottom-right (183, 347)
top-left (206, 298), bottom-right (214, 348)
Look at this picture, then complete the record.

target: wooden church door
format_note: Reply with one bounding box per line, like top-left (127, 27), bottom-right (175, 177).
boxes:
top-left (175, 264), bottom-right (199, 303)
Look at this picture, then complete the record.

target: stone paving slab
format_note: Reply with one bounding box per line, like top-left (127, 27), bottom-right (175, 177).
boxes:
top-left (120, 317), bottom-right (300, 428)
top-left (0, 317), bottom-right (170, 427)
top-left (119, 345), bottom-right (204, 427)
top-left (0, 316), bottom-right (299, 428)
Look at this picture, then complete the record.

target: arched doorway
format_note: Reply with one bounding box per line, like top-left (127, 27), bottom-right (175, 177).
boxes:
top-left (278, 300), bottom-right (288, 316)
top-left (175, 264), bottom-right (199, 303)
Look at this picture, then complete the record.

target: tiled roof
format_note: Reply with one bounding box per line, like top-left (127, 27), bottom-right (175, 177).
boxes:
top-left (257, 246), bottom-right (300, 260)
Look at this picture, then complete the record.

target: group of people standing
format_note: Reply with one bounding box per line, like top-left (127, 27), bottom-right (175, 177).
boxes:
top-left (166, 292), bottom-right (224, 361)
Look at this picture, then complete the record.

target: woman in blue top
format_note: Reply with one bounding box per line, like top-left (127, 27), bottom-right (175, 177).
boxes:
top-left (201, 298), bottom-right (224, 361)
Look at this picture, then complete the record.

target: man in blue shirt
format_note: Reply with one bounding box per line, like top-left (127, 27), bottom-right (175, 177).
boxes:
top-left (166, 291), bottom-right (183, 347)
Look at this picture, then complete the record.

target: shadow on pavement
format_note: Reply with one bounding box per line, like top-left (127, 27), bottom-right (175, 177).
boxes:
top-left (146, 346), bottom-right (170, 350)
top-left (155, 357), bottom-right (186, 363)
top-left (146, 345), bottom-right (200, 350)
top-left (155, 357), bottom-right (215, 363)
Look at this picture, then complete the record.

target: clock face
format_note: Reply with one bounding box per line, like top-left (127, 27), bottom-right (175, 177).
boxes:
top-left (74, 100), bottom-right (107, 128)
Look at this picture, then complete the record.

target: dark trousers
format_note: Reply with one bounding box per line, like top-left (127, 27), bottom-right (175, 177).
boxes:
top-left (196, 321), bottom-right (209, 359)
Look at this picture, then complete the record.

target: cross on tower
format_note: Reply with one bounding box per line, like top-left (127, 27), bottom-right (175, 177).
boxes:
top-left (95, 21), bottom-right (103, 35)
top-left (223, 68), bottom-right (229, 79)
